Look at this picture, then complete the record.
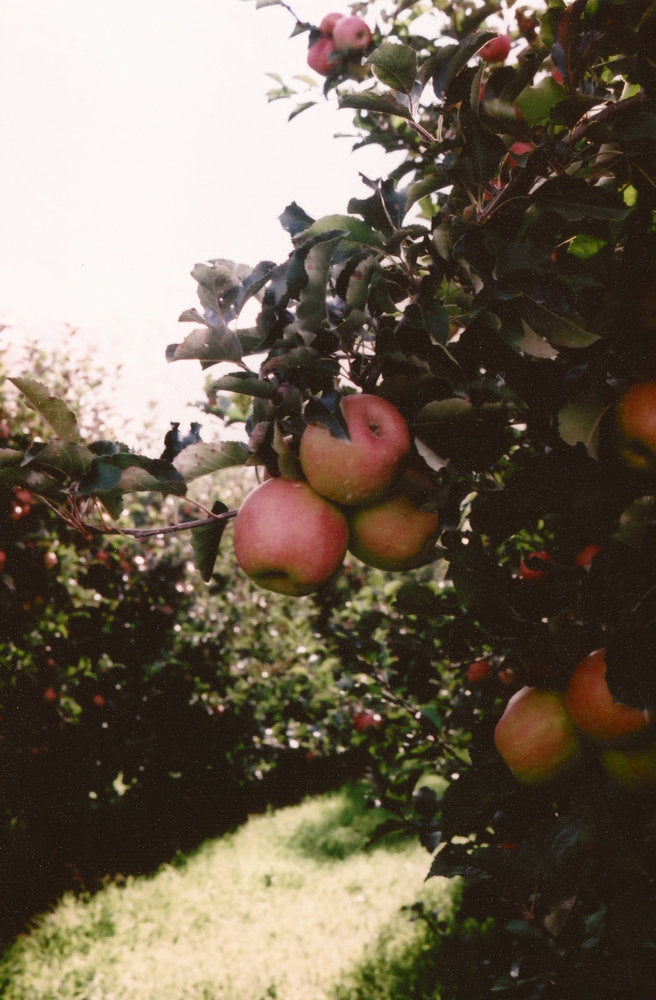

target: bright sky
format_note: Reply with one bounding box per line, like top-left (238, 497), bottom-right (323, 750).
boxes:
top-left (0, 0), bottom-right (398, 442)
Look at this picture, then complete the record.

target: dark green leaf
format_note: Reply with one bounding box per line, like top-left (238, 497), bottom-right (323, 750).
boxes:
top-left (366, 41), bottom-right (418, 94)
top-left (172, 441), bottom-right (249, 481)
top-left (192, 501), bottom-right (231, 582)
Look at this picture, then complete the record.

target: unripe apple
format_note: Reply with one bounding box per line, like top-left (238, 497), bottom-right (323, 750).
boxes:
top-left (565, 648), bottom-right (653, 745)
top-left (299, 393), bottom-right (411, 506)
top-left (519, 550), bottom-right (555, 581)
top-left (332, 15), bottom-right (372, 51)
top-left (347, 470), bottom-right (439, 571)
top-left (494, 686), bottom-right (580, 784)
top-left (319, 12), bottom-right (343, 36)
top-left (307, 37), bottom-right (338, 76)
top-left (602, 743), bottom-right (656, 794)
top-left (479, 33), bottom-right (511, 63)
top-left (233, 477), bottom-right (348, 596)
top-left (605, 381), bottom-right (656, 474)
top-left (466, 659), bottom-right (492, 684)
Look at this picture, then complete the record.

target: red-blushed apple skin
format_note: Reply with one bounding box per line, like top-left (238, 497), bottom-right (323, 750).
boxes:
top-left (466, 659), bottom-right (492, 684)
top-left (519, 550), bottom-right (555, 580)
top-left (575, 543), bottom-right (601, 568)
top-left (332, 15), bottom-right (372, 51)
top-left (479, 34), bottom-right (511, 63)
top-left (319, 12), bottom-right (343, 36)
top-left (307, 37), bottom-right (338, 76)
top-left (233, 477), bottom-right (349, 596)
top-left (565, 648), bottom-right (653, 745)
top-left (347, 478), bottom-right (439, 571)
top-left (494, 687), bottom-right (580, 784)
top-left (299, 394), bottom-right (411, 506)
top-left (609, 381), bottom-right (656, 473)
top-left (602, 743), bottom-right (656, 794)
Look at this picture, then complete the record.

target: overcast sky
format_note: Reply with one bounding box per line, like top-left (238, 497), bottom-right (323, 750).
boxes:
top-left (0, 0), bottom-right (398, 441)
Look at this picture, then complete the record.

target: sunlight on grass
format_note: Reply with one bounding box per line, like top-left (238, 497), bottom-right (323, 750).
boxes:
top-left (0, 784), bottom-right (450, 1000)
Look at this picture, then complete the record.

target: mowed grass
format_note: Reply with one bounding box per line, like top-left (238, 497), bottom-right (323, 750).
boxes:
top-left (0, 783), bottom-right (450, 1000)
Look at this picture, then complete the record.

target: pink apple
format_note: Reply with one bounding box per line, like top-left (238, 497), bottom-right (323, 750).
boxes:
top-left (319, 12), bottom-right (343, 36)
top-left (332, 15), bottom-right (372, 52)
top-left (494, 686), bottom-right (580, 784)
top-left (307, 37), bottom-right (338, 76)
top-left (299, 393), bottom-right (411, 506)
top-left (233, 477), bottom-right (349, 596)
top-left (347, 470), bottom-right (439, 571)
top-left (479, 34), bottom-right (511, 63)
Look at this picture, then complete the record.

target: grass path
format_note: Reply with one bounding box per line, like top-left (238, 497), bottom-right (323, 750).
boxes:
top-left (0, 784), bottom-right (449, 1000)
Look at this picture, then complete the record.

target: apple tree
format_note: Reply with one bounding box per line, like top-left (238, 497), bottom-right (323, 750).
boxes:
top-left (4, 0), bottom-right (656, 993)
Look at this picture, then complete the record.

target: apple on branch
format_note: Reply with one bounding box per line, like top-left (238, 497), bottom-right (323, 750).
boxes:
top-left (565, 648), bottom-right (653, 745)
top-left (332, 15), bottom-right (371, 52)
top-left (347, 469), bottom-right (439, 571)
top-left (233, 477), bottom-right (348, 596)
top-left (299, 393), bottom-right (411, 506)
top-left (494, 686), bottom-right (580, 784)
top-left (307, 36), bottom-right (339, 76)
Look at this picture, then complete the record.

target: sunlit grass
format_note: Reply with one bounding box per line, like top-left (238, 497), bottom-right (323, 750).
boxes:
top-left (0, 784), bottom-right (450, 1000)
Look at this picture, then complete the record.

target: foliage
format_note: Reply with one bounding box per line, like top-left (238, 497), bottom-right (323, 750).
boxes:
top-left (3, 0), bottom-right (656, 994)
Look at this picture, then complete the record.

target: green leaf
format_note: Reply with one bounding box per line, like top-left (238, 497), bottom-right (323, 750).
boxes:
top-left (166, 324), bottom-right (244, 367)
top-left (192, 501), bottom-right (231, 582)
top-left (172, 441), bottom-right (249, 481)
top-left (23, 441), bottom-right (96, 479)
top-left (206, 372), bottom-right (277, 400)
top-left (295, 214), bottom-right (384, 250)
top-left (519, 298), bottom-right (600, 349)
top-left (557, 395), bottom-right (607, 459)
top-left (366, 41), bottom-right (418, 94)
top-left (75, 453), bottom-right (187, 499)
top-left (0, 448), bottom-right (25, 467)
top-left (9, 377), bottom-right (80, 441)
top-left (339, 90), bottom-right (413, 119)
top-left (515, 76), bottom-right (566, 124)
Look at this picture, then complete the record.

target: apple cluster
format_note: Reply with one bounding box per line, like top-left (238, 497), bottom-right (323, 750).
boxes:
top-left (233, 393), bottom-right (441, 596)
top-left (306, 12), bottom-right (372, 77)
top-left (494, 648), bottom-right (656, 794)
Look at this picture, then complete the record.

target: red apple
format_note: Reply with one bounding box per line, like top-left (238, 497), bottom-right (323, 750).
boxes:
top-left (606, 381), bottom-right (656, 474)
top-left (575, 544), bottom-right (601, 569)
top-left (479, 33), bottom-right (511, 63)
top-left (347, 470), bottom-right (439, 571)
top-left (332, 15), bottom-right (372, 51)
top-left (233, 477), bottom-right (349, 596)
top-left (519, 550), bottom-right (555, 581)
top-left (467, 659), bottom-right (492, 684)
top-left (602, 742), bottom-right (656, 794)
top-left (565, 648), bottom-right (653, 745)
top-left (0, 551), bottom-right (6, 572)
top-left (494, 686), bottom-right (580, 784)
top-left (353, 710), bottom-right (382, 732)
top-left (299, 394), bottom-right (411, 506)
top-left (307, 37), bottom-right (338, 76)
top-left (43, 551), bottom-right (58, 569)
top-left (43, 687), bottom-right (58, 702)
top-left (319, 12), bottom-right (343, 36)
top-left (92, 694), bottom-right (106, 708)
